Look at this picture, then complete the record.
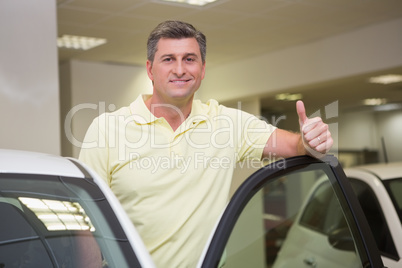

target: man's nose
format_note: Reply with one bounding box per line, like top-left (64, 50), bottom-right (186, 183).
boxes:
top-left (173, 61), bottom-right (185, 76)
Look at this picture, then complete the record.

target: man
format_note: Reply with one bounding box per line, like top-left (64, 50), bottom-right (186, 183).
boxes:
top-left (79, 20), bottom-right (333, 267)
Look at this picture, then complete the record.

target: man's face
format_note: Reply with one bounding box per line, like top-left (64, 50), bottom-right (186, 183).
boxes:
top-left (146, 38), bottom-right (206, 103)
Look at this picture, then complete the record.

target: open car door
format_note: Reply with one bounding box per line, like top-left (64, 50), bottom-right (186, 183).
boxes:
top-left (200, 155), bottom-right (385, 268)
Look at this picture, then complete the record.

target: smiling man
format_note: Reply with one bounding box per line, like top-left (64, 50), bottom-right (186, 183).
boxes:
top-left (79, 20), bottom-right (333, 267)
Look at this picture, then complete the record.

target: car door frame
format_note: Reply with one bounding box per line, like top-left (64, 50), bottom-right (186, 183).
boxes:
top-left (200, 155), bottom-right (384, 268)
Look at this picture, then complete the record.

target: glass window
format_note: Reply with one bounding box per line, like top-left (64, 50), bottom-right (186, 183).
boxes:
top-left (0, 174), bottom-right (140, 268)
top-left (218, 166), bottom-right (362, 268)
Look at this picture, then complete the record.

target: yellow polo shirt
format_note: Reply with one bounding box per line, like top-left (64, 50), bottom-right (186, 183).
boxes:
top-left (79, 95), bottom-right (275, 267)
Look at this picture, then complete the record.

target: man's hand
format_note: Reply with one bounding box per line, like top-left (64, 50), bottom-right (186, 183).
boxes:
top-left (297, 100), bottom-right (333, 158)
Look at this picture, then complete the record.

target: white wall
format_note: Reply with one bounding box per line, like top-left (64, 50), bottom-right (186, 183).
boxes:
top-left (338, 110), bottom-right (379, 151)
top-left (375, 110), bottom-right (402, 162)
top-left (0, 0), bottom-right (60, 154)
top-left (60, 60), bottom-right (152, 158)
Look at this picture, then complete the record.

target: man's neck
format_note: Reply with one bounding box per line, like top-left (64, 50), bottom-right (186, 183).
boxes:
top-left (145, 95), bottom-right (193, 131)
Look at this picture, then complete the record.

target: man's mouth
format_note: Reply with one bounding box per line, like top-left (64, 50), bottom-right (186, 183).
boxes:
top-left (170, 79), bottom-right (191, 84)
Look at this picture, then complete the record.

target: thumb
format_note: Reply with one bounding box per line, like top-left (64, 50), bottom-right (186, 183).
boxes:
top-left (296, 100), bottom-right (308, 127)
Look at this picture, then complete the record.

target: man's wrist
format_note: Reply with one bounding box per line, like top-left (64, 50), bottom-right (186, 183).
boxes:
top-left (297, 134), bottom-right (308, 156)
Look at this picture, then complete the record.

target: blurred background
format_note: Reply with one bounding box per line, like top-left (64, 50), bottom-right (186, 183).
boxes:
top-left (1, 0), bottom-right (402, 166)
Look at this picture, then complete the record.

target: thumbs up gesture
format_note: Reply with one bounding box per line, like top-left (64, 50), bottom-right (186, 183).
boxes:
top-left (296, 100), bottom-right (333, 158)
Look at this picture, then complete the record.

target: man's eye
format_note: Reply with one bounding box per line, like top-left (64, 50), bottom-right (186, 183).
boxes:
top-left (163, 58), bottom-right (172, 62)
top-left (186, 58), bottom-right (195, 62)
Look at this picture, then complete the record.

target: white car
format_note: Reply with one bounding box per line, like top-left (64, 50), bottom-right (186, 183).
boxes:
top-left (345, 162), bottom-right (402, 268)
top-left (0, 149), bottom-right (385, 268)
top-left (0, 149), bottom-right (155, 267)
top-left (272, 161), bottom-right (401, 268)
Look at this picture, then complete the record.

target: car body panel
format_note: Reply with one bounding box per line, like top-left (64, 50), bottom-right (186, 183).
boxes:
top-left (348, 162), bottom-right (402, 180)
top-left (0, 149), bottom-right (84, 178)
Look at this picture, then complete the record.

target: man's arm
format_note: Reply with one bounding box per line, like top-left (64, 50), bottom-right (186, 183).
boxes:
top-left (263, 100), bottom-right (333, 159)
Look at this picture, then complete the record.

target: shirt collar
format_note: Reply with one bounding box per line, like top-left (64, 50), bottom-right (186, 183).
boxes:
top-left (129, 94), bottom-right (208, 125)
top-left (129, 94), bottom-right (158, 124)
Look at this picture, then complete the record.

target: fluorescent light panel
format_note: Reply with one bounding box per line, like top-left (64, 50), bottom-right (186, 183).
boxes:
top-left (368, 74), bottom-right (402, 85)
top-left (57, 35), bottom-right (107, 50)
top-left (161, 0), bottom-right (218, 6)
top-left (363, 98), bottom-right (387, 106)
top-left (275, 93), bottom-right (303, 101)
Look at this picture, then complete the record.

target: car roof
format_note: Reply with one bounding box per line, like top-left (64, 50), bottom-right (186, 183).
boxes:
top-left (346, 161), bottom-right (402, 181)
top-left (0, 149), bottom-right (85, 178)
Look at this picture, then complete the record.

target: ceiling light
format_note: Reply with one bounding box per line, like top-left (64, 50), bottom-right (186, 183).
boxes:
top-left (57, 35), bottom-right (107, 50)
top-left (363, 98), bottom-right (387, 106)
top-left (275, 93), bottom-right (303, 101)
top-left (160, 0), bottom-right (219, 6)
top-left (368, 74), bottom-right (402, 84)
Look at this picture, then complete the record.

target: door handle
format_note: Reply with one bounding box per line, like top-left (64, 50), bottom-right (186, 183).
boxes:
top-left (303, 257), bottom-right (317, 267)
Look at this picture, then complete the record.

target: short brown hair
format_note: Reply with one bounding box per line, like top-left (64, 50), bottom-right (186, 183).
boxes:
top-left (147, 20), bottom-right (207, 64)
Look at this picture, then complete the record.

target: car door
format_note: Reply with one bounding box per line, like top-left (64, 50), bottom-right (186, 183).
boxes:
top-left (199, 155), bottom-right (384, 268)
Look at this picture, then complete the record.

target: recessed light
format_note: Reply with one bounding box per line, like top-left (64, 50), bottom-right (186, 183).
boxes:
top-left (363, 98), bottom-right (387, 106)
top-left (160, 0), bottom-right (219, 6)
top-left (368, 74), bottom-right (402, 85)
top-left (57, 35), bottom-right (107, 50)
top-left (275, 93), bottom-right (303, 101)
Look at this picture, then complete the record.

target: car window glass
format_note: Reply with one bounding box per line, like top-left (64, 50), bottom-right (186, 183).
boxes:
top-left (0, 174), bottom-right (141, 268)
top-left (300, 180), bottom-right (349, 237)
top-left (218, 167), bottom-right (363, 268)
top-left (349, 178), bottom-right (398, 259)
top-left (385, 178), bottom-right (402, 223)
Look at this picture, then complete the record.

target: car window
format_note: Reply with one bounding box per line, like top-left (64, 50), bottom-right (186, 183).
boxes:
top-left (200, 156), bottom-right (383, 268)
top-left (220, 169), bottom-right (360, 268)
top-left (349, 178), bottom-right (399, 260)
top-left (384, 178), bottom-right (402, 223)
top-left (299, 180), bottom-right (349, 237)
top-left (0, 174), bottom-right (141, 268)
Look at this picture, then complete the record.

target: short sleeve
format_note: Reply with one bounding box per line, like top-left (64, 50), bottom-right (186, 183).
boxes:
top-left (78, 115), bottom-right (110, 185)
top-left (220, 106), bottom-right (276, 162)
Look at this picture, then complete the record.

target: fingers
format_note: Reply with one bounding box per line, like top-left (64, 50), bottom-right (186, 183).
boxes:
top-left (296, 100), bottom-right (307, 127)
top-left (302, 118), bottom-right (332, 150)
top-left (301, 120), bottom-right (333, 158)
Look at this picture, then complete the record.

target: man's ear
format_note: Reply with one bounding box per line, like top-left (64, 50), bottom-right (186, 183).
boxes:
top-left (146, 60), bottom-right (153, 81)
top-left (201, 61), bottom-right (206, 80)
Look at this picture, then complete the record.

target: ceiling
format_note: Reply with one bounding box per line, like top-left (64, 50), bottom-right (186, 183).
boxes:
top-left (57, 0), bottom-right (402, 113)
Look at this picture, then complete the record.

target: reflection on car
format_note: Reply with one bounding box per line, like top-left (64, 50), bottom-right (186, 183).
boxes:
top-left (272, 176), bottom-right (361, 268)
